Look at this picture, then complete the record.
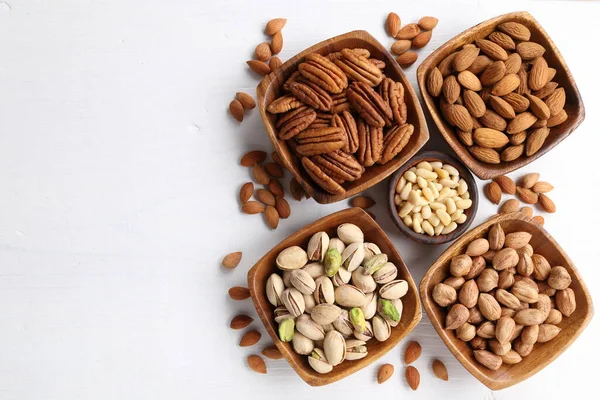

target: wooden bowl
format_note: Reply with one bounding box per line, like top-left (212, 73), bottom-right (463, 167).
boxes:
top-left (257, 30), bottom-right (429, 204)
top-left (420, 212), bottom-right (593, 390)
top-left (416, 11), bottom-right (585, 180)
top-left (247, 207), bottom-right (422, 386)
top-left (387, 151), bottom-right (479, 245)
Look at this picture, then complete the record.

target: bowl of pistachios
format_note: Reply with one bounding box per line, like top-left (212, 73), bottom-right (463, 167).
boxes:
top-left (247, 207), bottom-right (422, 386)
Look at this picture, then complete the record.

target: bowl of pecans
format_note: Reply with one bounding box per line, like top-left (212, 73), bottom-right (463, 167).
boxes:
top-left (257, 30), bottom-right (429, 204)
top-left (416, 12), bottom-right (585, 180)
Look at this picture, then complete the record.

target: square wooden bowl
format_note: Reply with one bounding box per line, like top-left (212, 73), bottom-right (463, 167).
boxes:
top-left (257, 30), bottom-right (429, 204)
top-left (416, 11), bottom-right (585, 180)
top-left (420, 212), bottom-right (593, 390)
top-left (247, 207), bottom-right (422, 386)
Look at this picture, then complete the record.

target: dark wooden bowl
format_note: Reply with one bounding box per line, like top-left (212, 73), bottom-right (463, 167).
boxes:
top-left (387, 151), bottom-right (479, 245)
top-left (416, 11), bottom-right (585, 180)
top-left (247, 207), bottom-right (422, 386)
top-left (420, 212), bottom-right (594, 390)
top-left (257, 30), bottom-right (429, 204)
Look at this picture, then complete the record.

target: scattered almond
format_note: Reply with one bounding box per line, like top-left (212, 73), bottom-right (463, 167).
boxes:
top-left (418, 16), bottom-right (439, 31)
top-left (271, 32), bottom-right (283, 55)
top-left (397, 51), bottom-right (418, 67)
top-left (247, 60), bottom-right (271, 76)
top-left (247, 355), bottom-right (267, 374)
top-left (532, 215), bottom-right (545, 226)
top-left (377, 363), bottom-right (394, 384)
top-left (290, 178), bottom-right (304, 201)
top-left (391, 40), bottom-right (411, 56)
top-left (519, 173), bottom-right (540, 189)
top-left (240, 330), bottom-right (262, 347)
top-left (275, 196), bottom-right (291, 219)
top-left (229, 99), bottom-right (244, 122)
top-left (493, 175), bottom-right (516, 194)
top-left (432, 359), bottom-right (448, 381)
top-left (242, 201), bottom-right (265, 215)
top-left (264, 206), bottom-right (280, 229)
top-left (520, 206), bottom-right (533, 217)
top-left (350, 195), bottom-right (375, 209)
top-left (262, 345), bottom-right (283, 360)
top-left (404, 341), bottom-right (422, 364)
top-left (230, 314), bottom-right (254, 330)
top-left (255, 42), bottom-right (272, 62)
top-left (538, 193), bottom-right (556, 213)
top-left (268, 179), bottom-right (284, 197)
top-left (412, 30), bottom-right (432, 49)
top-left (240, 182), bottom-right (254, 203)
top-left (270, 56), bottom-right (283, 70)
top-left (516, 187), bottom-right (538, 204)
top-left (405, 366), bottom-right (420, 390)
top-left (264, 162), bottom-right (284, 178)
top-left (484, 181), bottom-right (502, 204)
top-left (396, 23), bottom-right (420, 40)
top-left (222, 252), bottom-right (243, 269)
top-left (256, 189), bottom-right (276, 206)
top-left (253, 164), bottom-right (271, 185)
top-left (386, 12), bottom-right (401, 37)
top-left (229, 286), bottom-right (251, 300)
top-left (265, 18), bottom-right (286, 35)
top-left (240, 150), bottom-right (267, 166)
top-left (236, 92), bottom-right (256, 110)
top-left (532, 181), bottom-right (554, 194)
top-left (499, 198), bottom-right (520, 214)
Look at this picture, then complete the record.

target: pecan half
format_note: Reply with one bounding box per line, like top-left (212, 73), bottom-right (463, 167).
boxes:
top-left (332, 111), bottom-right (359, 153)
top-left (356, 119), bottom-right (383, 166)
top-left (347, 81), bottom-right (393, 128)
top-left (283, 71), bottom-right (302, 92)
top-left (312, 150), bottom-right (364, 183)
top-left (327, 48), bottom-right (371, 61)
top-left (267, 94), bottom-right (303, 114)
top-left (369, 58), bottom-right (386, 69)
top-left (294, 127), bottom-right (346, 156)
top-left (379, 78), bottom-right (407, 125)
top-left (298, 53), bottom-right (348, 94)
top-left (331, 91), bottom-right (351, 114)
top-left (334, 49), bottom-right (383, 87)
top-left (301, 157), bottom-right (345, 196)
top-left (379, 123), bottom-right (414, 164)
top-left (276, 106), bottom-right (317, 140)
top-left (289, 81), bottom-right (332, 111)
top-left (307, 112), bottom-right (333, 129)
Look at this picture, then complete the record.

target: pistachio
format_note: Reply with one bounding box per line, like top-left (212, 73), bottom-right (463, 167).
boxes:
top-left (303, 293), bottom-right (316, 313)
top-left (322, 323), bottom-right (335, 332)
top-left (363, 242), bottom-right (382, 262)
top-left (335, 284), bottom-right (367, 307)
top-left (328, 238), bottom-right (346, 254)
top-left (273, 306), bottom-right (295, 323)
top-left (360, 291), bottom-right (378, 319)
top-left (290, 269), bottom-right (316, 294)
top-left (373, 262), bottom-right (398, 284)
top-left (353, 320), bottom-right (374, 341)
top-left (349, 307), bottom-right (366, 333)
top-left (307, 231), bottom-right (330, 262)
top-left (332, 267), bottom-right (351, 287)
top-left (278, 319), bottom-right (295, 342)
top-left (296, 314), bottom-right (325, 341)
top-left (276, 246), bottom-right (308, 270)
top-left (345, 339), bottom-right (368, 360)
top-left (363, 253), bottom-right (388, 275)
top-left (341, 242), bottom-right (366, 272)
top-left (302, 262), bottom-right (325, 279)
top-left (282, 270), bottom-right (292, 287)
top-left (292, 331), bottom-right (315, 355)
top-left (378, 298), bottom-right (401, 326)
top-left (281, 288), bottom-right (306, 317)
top-left (333, 309), bottom-right (354, 338)
top-left (314, 275), bottom-right (335, 304)
top-left (337, 223), bottom-right (364, 244)
top-left (308, 348), bottom-right (333, 374)
top-left (266, 273), bottom-right (285, 306)
top-left (311, 303), bottom-right (342, 325)
top-left (372, 315), bottom-right (391, 341)
top-left (352, 267), bottom-right (377, 293)
top-left (324, 330), bottom-right (346, 366)
top-left (324, 248), bottom-right (342, 277)
top-left (379, 280), bottom-right (409, 300)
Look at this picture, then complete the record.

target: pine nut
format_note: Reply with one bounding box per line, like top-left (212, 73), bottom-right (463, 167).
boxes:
top-left (417, 161), bottom-right (433, 171)
top-left (404, 170), bottom-right (417, 183)
top-left (442, 222), bottom-right (458, 234)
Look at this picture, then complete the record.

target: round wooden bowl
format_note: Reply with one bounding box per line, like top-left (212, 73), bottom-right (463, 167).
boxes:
top-left (387, 151), bottom-right (479, 245)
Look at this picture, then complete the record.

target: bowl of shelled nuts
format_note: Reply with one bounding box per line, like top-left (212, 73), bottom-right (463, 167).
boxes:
top-left (416, 11), bottom-right (585, 180)
top-left (247, 207), bottom-right (421, 386)
top-left (257, 30), bottom-right (429, 204)
top-left (387, 151), bottom-right (479, 245)
top-left (420, 212), bottom-right (593, 390)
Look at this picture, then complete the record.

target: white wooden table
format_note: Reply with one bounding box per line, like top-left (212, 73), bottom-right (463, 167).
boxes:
top-left (0, 0), bottom-right (598, 399)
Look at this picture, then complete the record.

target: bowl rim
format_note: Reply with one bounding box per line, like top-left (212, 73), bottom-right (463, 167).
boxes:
top-left (419, 212), bottom-right (594, 390)
top-left (416, 11), bottom-right (585, 180)
top-left (257, 29), bottom-right (429, 204)
top-left (387, 151), bottom-right (479, 245)
top-left (247, 207), bottom-right (422, 386)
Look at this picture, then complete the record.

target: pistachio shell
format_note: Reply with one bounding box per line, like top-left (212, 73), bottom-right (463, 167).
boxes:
top-left (308, 348), bottom-right (333, 374)
top-left (292, 331), bottom-right (314, 355)
top-left (311, 303), bottom-right (342, 325)
top-left (335, 284), bottom-right (367, 307)
top-left (276, 246), bottom-right (308, 270)
top-left (296, 314), bottom-right (325, 341)
top-left (345, 339), bottom-right (368, 360)
top-left (332, 267), bottom-right (351, 287)
top-left (351, 267), bottom-right (377, 293)
top-left (274, 306), bottom-right (294, 323)
top-left (302, 262), bottom-right (325, 279)
top-left (372, 315), bottom-right (391, 341)
top-left (332, 309), bottom-right (354, 338)
top-left (353, 320), bottom-right (373, 341)
top-left (360, 291), bottom-right (378, 319)
top-left (266, 273), bottom-right (285, 306)
top-left (281, 288), bottom-right (305, 317)
top-left (373, 262), bottom-right (398, 284)
top-left (307, 231), bottom-right (330, 262)
top-left (337, 223), bottom-right (364, 244)
top-left (363, 253), bottom-right (388, 275)
top-left (328, 238), bottom-right (346, 254)
top-left (282, 270), bottom-right (292, 287)
top-left (379, 280), bottom-right (409, 300)
top-left (324, 330), bottom-right (346, 366)
top-left (314, 276), bottom-right (335, 304)
top-left (342, 242), bottom-right (366, 272)
top-left (290, 269), bottom-right (316, 294)
top-left (363, 242), bottom-right (382, 262)
top-left (303, 293), bottom-right (316, 313)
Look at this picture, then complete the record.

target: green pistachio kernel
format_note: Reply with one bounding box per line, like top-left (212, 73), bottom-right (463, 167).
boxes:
top-left (324, 248), bottom-right (342, 277)
top-left (278, 319), bottom-right (295, 342)
top-left (349, 307), bottom-right (366, 333)
top-left (363, 253), bottom-right (388, 275)
top-left (378, 299), bottom-right (400, 322)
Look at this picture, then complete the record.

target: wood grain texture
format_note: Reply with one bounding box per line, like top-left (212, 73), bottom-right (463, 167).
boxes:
top-left (417, 11), bottom-right (585, 180)
top-left (247, 207), bottom-right (422, 386)
top-left (257, 30), bottom-right (429, 204)
top-left (387, 151), bottom-right (479, 245)
top-left (420, 212), bottom-right (594, 390)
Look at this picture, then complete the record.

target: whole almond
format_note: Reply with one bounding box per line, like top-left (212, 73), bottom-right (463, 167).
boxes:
top-left (386, 12), bottom-right (401, 37)
top-left (256, 189), bottom-right (276, 206)
top-left (264, 162), bottom-right (284, 178)
top-left (480, 61), bottom-right (507, 86)
top-left (470, 146), bottom-right (500, 164)
top-left (229, 99), bottom-right (244, 122)
top-left (532, 181), bottom-right (553, 194)
top-left (242, 201), bottom-right (265, 215)
top-left (264, 206), bottom-right (279, 229)
top-left (516, 42), bottom-right (546, 60)
top-left (494, 176), bottom-right (516, 195)
top-left (519, 173), bottom-right (540, 189)
top-left (290, 178), bottom-right (304, 201)
top-left (447, 105), bottom-right (473, 132)
top-left (418, 16), bottom-right (439, 30)
top-left (253, 164), bottom-right (270, 185)
top-left (538, 193), bottom-right (556, 213)
top-left (526, 93), bottom-right (551, 120)
top-left (412, 30), bottom-right (433, 49)
top-left (533, 82), bottom-right (559, 99)
top-left (476, 39), bottom-right (508, 61)
top-left (265, 18), bottom-right (286, 35)
top-left (484, 182), bottom-right (502, 205)
top-left (453, 46), bottom-right (480, 72)
top-left (556, 288), bottom-right (576, 317)
top-left (516, 187), bottom-right (538, 204)
top-left (432, 359), bottom-right (448, 381)
top-left (247, 355), bottom-right (267, 374)
top-left (474, 128), bottom-right (509, 148)
top-left (498, 22), bottom-right (531, 41)
top-left (404, 341), bottom-right (422, 364)
top-left (427, 67), bottom-right (443, 97)
top-left (547, 109), bottom-right (568, 127)
top-left (489, 31), bottom-right (516, 50)
top-left (468, 55), bottom-right (493, 74)
top-left (270, 56), bottom-right (283, 70)
top-left (230, 314), bottom-right (254, 330)
top-left (262, 345), bottom-right (283, 360)
top-left (479, 293), bottom-right (502, 321)
top-left (459, 279), bottom-right (479, 308)
top-left (275, 196), bottom-right (291, 219)
top-left (255, 42), bottom-right (272, 62)
top-left (505, 231), bottom-right (532, 249)
top-left (247, 60), bottom-right (271, 76)
top-left (474, 350), bottom-right (502, 370)
top-left (479, 109), bottom-right (507, 131)
top-left (501, 145), bottom-right (524, 162)
top-left (405, 366), bottom-right (420, 390)
top-left (492, 74), bottom-right (520, 96)
top-left (222, 251), bottom-right (243, 269)
top-left (526, 127), bottom-right (550, 156)
top-left (240, 150), bottom-right (267, 166)
top-left (503, 92), bottom-right (530, 113)
top-left (499, 198), bottom-right (520, 214)
top-left (529, 57), bottom-right (548, 91)
top-left (510, 131), bottom-right (527, 145)
top-left (271, 32), bottom-right (283, 55)
top-left (457, 130), bottom-right (474, 146)
top-left (488, 223), bottom-right (505, 250)
top-left (268, 179), bottom-right (284, 197)
top-left (236, 92), bottom-right (256, 110)
top-left (396, 23), bottom-right (420, 40)
top-left (545, 88), bottom-right (566, 116)
top-left (443, 75), bottom-right (461, 104)
top-left (391, 40), bottom-right (412, 55)
top-left (378, 363), bottom-right (394, 384)
top-left (489, 95), bottom-right (516, 119)
top-left (229, 286), bottom-right (251, 300)
top-left (351, 195), bottom-right (375, 209)
top-left (463, 90), bottom-right (486, 118)
top-left (532, 215), bottom-right (545, 226)
top-left (397, 51), bottom-right (418, 67)
top-left (537, 324), bottom-right (562, 343)
top-left (240, 330), bottom-right (262, 347)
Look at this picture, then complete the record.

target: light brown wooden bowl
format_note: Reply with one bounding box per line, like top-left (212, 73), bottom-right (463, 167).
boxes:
top-left (247, 207), bottom-right (422, 386)
top-left (257, 30), bottom-right (429, 204)
top-left (387, 151), bottom-right (479, 245)
top-left (416, 11), bottom-right (585, 180)
top-left (420, 212), bottom-right (593, 390)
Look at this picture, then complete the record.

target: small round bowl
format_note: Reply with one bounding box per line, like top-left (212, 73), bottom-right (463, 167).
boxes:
top-left (387, 151), bottom-right (479, 245)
